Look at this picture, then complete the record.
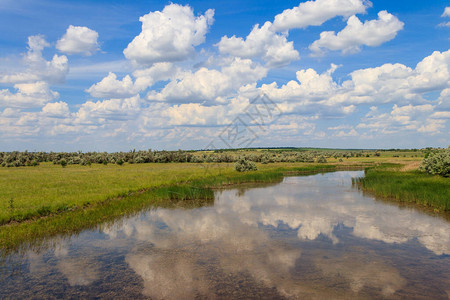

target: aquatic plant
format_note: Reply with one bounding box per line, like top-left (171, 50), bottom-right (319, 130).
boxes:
top-left (354, 164), bottom-right (450, 211)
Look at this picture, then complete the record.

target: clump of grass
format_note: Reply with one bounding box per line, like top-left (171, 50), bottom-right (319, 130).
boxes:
top-left (354, 165), bottom-right (450, 211)
top-left (8, 198), bottom-right (14, 212)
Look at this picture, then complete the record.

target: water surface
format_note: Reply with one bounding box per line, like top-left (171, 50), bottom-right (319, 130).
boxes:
top-left (1, 171), bottom-right (449, 299)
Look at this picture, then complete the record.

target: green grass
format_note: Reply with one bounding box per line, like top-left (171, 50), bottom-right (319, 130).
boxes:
top-left (0, 162), bottom-right (338, 254)
top-left (0, 162), bottom-right (224, 225)
top-left (0, 162), bottom-right (338, 225)
top-left (354, 165), bottom-right (450, 211)
top-left (0, 184), bottom-right (216, 255)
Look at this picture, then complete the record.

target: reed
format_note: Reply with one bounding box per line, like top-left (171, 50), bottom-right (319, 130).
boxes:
top-left (354, 165), bottom-right (450, 211)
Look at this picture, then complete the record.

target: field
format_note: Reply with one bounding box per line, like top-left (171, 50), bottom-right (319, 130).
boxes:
top-left (0, 148), bottom-right (448, 253)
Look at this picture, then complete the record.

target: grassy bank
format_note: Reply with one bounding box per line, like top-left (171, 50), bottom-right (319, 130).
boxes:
top-left (0, 162), bottom-right (339, 225)
top-left (0, 163), bottom-right (337, 253)
top-left (354, 165), bottom-right (450, 211)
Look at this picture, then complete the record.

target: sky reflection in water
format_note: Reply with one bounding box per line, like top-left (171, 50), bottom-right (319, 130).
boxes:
top-left (2, 171), bottom-right (449, 299)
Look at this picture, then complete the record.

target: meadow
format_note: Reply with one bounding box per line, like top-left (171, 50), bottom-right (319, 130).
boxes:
top-left (0, 162), bottom-right (339, 253)
top-left (0, 161), bottom-right (343, 225)
top-left (1, 148), bottom-right (448, 253)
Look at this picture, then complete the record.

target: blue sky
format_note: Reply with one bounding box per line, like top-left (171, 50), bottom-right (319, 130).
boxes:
top-left (0, 0), bottom-right (449, 151)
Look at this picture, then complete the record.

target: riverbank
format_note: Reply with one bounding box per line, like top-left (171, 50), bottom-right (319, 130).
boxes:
top-left (354, 164), bottom-right (450, 212)
top-left (0, 163), bottom-right (341, 253)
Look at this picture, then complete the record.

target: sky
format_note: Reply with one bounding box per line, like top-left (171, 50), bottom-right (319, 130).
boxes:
top-left (0, 0), bottom-right (449, 151)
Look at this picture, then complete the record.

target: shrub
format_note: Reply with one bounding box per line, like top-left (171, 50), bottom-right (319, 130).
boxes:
top-left (316, 155), bottom-right (327, 163)
top-left (234, 158), bottom-right (258, 172)
top-left (60, 159), bottom-right (67, 168)
top-left (420, 148), bottom-right (450, 177)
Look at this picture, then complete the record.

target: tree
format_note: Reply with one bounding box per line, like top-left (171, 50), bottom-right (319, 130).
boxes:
top-left (420, 148), bottom-right (450, 177)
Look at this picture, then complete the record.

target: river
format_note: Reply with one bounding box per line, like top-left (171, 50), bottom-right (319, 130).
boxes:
top-left (1, 171), bottom-right (449, 299)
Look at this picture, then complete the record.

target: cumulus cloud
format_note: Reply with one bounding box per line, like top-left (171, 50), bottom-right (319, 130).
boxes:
top-left (357, 104), bottom-right (445, 135)
top-left (272, 0), bottom-right (370, 32)
top-left (123, 4), bottom-right (214, 65)
top-left (56, 25), bottom-right (99, 56)
top-left (442, 7), bottom-right (450, 17)
top-left (310, 11), bottom-right (404, 55)
top-left (75, 95), bottom-right (141, 125)
top-left (148, 58), bottom-right (267, 103)
top-left (323, 50), bottom-right (450, 107)
top-left (42, 101), bottom-right (70, 118)
top-left (258, 64), bottom-right (350, 116)
top-left (163, 103), bottom-right (226, 125)
top-left (86, 63), bottom-right (179, 98)
top-left (0, 35), bottom-right (68, 85)
top-left (217, 21), bottom-right (299, 68)
top-left (86, 73), bottom-right (137, 98)
top-left (0, 81), bottom-right (59, 108)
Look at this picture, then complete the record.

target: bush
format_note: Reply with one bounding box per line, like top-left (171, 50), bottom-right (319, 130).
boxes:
top-left (316, 155), bottom-right (327, 163)
top-left (420, 148), bottom-right (450, 177)
top-left (234, 158), bottom-right (258, 172)
top-left (60, 159), bottom-right (67, 168)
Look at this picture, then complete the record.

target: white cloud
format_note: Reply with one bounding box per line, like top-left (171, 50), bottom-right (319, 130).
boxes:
top-left (328, 50), bottom-right (450, 106)
top-left (217, 21), bottom-right (299, 68)
top-left (0, 81), bottom-right (59, 108)
top-left (86, 63), bottom-right (179, 99)
top-left (272, 0), bottom-right (370, 32)
top-left (442, 7), bottom-right (450, 17)
top-left (42, 101), bottom-right (70, 118)
top-left (0, 35), bottom-right (68, 84)
top-left (310, 11), bottom-right (404, 55)
top-left (163, 103), bottom-right (226, 125)
top-left (56, 25), bottom-right (99, 56)
top-left (148, 58), bottom-right (267, 103)
top-left (123, 4), bottom-right (214, 65)
top-left (259, 64), bottom-right (339, 103)
top-left (417, 119), bottom-right (446, 134)
top-left (86, 73), bottom-right (137, 98)
top-left (132, 62), bottom-right (180, 91)
top-left (357, 104), bottom-right (445, 135)
top-left (75, 95), bottom-right (141, 125)
top-left (334, 129), bottom-right (358, 137)
top-left (430, 111), bottom-right (450, 119)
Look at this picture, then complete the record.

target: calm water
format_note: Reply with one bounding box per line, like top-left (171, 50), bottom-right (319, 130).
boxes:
top-left (1, 171), bottom-right (449, 299)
